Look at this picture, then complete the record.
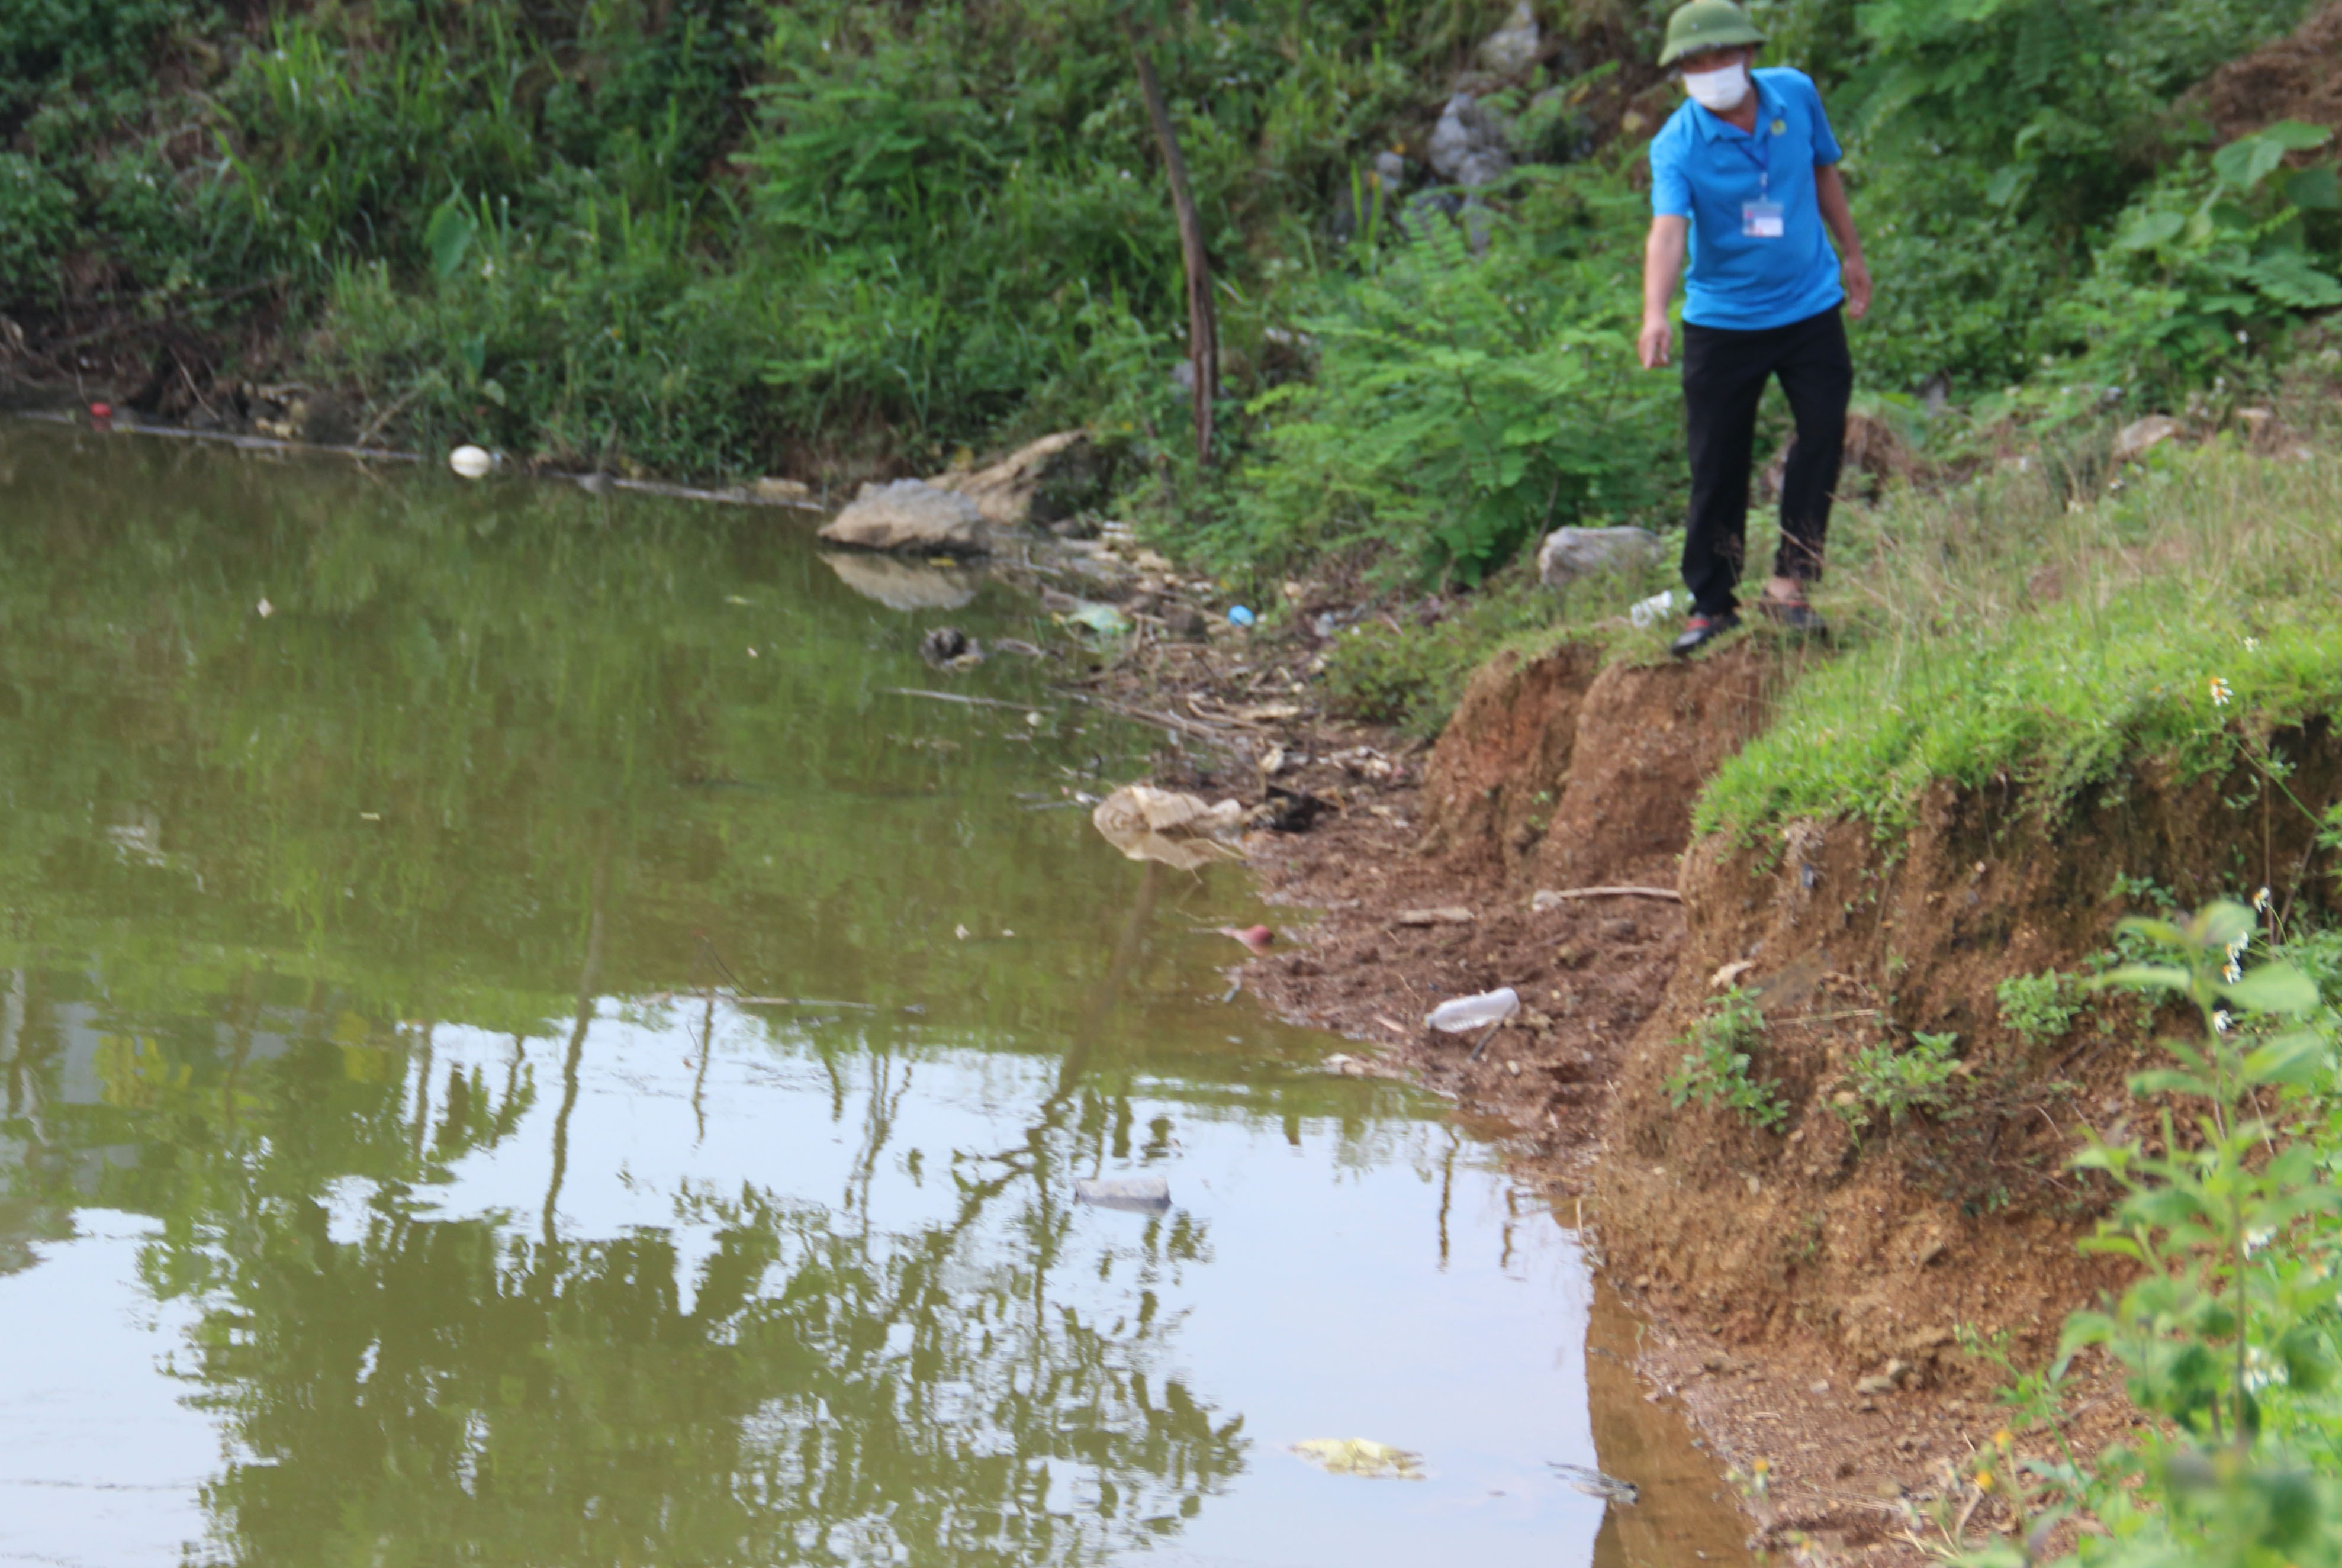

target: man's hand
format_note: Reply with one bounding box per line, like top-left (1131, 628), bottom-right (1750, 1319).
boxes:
top-left (1640, 216), bottom-right (1688, 368)
top-left (1842, 253), bottom-right (1873, 322)
top-left (1638, 315), bottom-right (1673, 370)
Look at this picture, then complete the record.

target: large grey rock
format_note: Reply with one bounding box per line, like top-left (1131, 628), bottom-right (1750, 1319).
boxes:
top-left (1537, 526), bottom-right (1664, 587)
top-left (1427, 94), bottom-right (1513, 189)
top-left (1478, 1), bottom-right (1540, 74)
top-left (819, 478), bottom-right (989, 555)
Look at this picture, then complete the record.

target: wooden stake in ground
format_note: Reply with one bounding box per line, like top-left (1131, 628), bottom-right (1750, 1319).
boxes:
top-left (1128, 26), bottom-right (1217, 466)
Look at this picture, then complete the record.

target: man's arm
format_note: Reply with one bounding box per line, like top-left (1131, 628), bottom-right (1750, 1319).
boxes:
top-left (1813, 164), bottom-right (1871, 322)
top-left (1639, 215), bottom-right (1688, 369)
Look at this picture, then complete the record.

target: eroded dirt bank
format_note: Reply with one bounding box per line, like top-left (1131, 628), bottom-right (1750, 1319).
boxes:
top-left (1135, 621), bottom-right (2342, 1561)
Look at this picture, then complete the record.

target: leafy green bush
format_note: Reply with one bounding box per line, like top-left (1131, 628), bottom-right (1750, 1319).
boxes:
top-left (0, 154), bottom-right (75, 302)
top-left (2038, 121), bottom-right (2342, 395)
top-left (1926, 903), bottom-right (2342, 1566)
top-left (1998, 970), bottom-right (2083, 1044)
top-left (1665, 987), bottom-right (1787, 1130)
top-left (1209, 169), bottom-right (1679, 584)
top-left (1839, 1029), bottom-right (1961, 1131)
top-left (1317, 565), bottom-right (1619, 736)
top-left (0, 0), bottom-right (192, 120)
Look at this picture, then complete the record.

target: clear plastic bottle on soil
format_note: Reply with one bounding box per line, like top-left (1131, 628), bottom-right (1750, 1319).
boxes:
top-left (1425, 987), bottom-right (1519, 1033)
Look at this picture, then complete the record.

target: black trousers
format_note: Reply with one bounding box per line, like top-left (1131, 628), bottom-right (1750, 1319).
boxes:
top-left (1680, 305), bottom-right (1854, 617)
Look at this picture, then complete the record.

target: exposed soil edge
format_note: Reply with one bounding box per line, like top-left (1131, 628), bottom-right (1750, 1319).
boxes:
top-left (1197, 619), bottom-right (2342, 1561)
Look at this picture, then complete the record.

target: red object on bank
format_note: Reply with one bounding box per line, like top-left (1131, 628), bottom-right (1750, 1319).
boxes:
top-left (1218, 924), bottom-right (1275, 955)
top-left (89, 401), bottom-right (113, 425)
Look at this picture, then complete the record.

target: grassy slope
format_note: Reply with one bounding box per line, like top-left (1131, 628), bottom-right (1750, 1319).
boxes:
top-left (1694, 421), bottom-right (2342, 846)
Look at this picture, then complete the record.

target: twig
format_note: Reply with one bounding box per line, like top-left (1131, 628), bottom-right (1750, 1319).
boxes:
top-left (1466, 1018), bottom-right (1506, 1063)
top-left (725, 995), bottom-right (881, 1011)
top-left (355, 384), bottom-right (423, 449)
top-left (1054, 688), bottom-right (1238, 743)
top-left (1770, 1007), bottom-right (1887, 1028)
top-left (883, 686), bottom-right (1048, 712)
top-left (1533, 886), bottom-right (1684, 903)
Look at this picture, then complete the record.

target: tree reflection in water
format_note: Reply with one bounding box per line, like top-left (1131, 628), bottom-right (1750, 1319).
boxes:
top-left (0, 964), bottom-right (1243, 1566)
top-left (0, 423), bottom-right (1346, 1565)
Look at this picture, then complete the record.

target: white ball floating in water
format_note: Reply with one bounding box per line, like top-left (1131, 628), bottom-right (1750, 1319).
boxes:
top-left (449, 444), bottom-right (493, 479)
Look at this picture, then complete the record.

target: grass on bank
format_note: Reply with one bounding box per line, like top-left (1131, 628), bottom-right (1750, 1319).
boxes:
top-left (1693, 430), bottom-right (2342, 844)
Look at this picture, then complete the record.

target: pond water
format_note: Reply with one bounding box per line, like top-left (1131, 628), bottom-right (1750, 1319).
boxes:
top-left (0, 420), bottom-right (1746, 1568)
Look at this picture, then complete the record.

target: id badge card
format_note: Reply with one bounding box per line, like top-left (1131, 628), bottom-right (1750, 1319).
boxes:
top-left (1742, 199), bottom-right (1785, 239)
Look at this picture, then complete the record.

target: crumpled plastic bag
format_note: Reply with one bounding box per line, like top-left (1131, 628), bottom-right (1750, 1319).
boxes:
top-left (1092, 784), bottom-right (1247, 872)
top-left (1289, 1438), bottom-right (1424, 1480)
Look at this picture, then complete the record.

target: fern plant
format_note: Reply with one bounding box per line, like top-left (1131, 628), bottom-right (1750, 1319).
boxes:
top-left (1217, 172), bottom-right (1677, 584)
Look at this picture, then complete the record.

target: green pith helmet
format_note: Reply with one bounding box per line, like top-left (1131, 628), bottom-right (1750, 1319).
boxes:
top-left (1657, 0), bottom-right (1767, 67)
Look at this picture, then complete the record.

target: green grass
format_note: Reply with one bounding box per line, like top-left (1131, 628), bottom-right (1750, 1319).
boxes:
top-left (1693, 439), bottom-right (2342, 842)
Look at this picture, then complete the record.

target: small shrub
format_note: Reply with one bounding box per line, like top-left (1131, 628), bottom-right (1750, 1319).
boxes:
top-left (1921, 901), bottom-right (2342, 1566)
top-left (1997, 969), bottom-right (2082, 1044)
top-left (1838, 1029), bottom-right (1961, 1132)
top-left (1318, 568), bottom-right (1582, 736)
top-left (0, 154), bottom-right (75, 302)
top-left (1664, 988), bottom-right (1786, 1131)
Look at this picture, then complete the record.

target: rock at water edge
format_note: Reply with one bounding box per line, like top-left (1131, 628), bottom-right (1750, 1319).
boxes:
top-left (928, 430), bottom-right (1104, 527)
top-left (819, 478), bottom-right (989, 555)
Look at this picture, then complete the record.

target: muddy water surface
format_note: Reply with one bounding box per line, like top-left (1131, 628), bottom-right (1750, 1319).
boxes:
top-left (0, 421), bottom-right (1745, 1568)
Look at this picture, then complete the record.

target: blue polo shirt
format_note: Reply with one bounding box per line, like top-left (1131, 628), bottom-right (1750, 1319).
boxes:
top-left (1649, 67), bottom-right (1845, 331)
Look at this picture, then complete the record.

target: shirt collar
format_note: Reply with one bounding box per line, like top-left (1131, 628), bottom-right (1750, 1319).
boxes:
top-left (1692, 73), bottom-right (1777, 143)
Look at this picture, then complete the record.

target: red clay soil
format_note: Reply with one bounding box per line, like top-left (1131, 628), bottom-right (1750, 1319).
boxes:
top-left (1115, 607), bottom-right (2342, 1561)
top-left (2195, 0), bottom-right (2342, 143)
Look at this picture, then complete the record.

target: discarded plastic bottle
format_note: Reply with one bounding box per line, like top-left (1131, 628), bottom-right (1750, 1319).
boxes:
top-left (1425, 986), bottom-right (1519, 1034)
top-left (1227, 605), bottom-right (1256, 627)
top-left (1073, 1175), bottom-right (1171, 1214)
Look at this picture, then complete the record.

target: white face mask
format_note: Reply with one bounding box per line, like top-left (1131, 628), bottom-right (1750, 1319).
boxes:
top-left (1682, 62), bottom-right (1751, 112)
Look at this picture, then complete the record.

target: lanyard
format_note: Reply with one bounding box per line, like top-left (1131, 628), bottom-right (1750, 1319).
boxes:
top-left (1725, 123), bottom-right (1771, 193)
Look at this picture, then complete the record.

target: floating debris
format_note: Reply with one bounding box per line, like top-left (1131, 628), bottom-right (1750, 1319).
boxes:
top-left (1092, 784), bottom-right (1247, 872)
top-left (449, 444), bottom-right (493, 479)
top-left (1072, 1175), bottom-right (1170, 1213)
top-left (1550, 1463), bottom-right (1639, 1504)
top-left (1062, 601), bottom-right (1131, 638)
top-left (1289, 1439), bottom-right (1424, 1480)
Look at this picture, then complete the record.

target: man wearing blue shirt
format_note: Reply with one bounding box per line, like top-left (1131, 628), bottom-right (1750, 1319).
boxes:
top-left (1638, 0), bottom-right (1871, 657)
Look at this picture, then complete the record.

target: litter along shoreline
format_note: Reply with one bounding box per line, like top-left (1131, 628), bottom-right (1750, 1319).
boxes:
top-left (1070, 623), bottom-right (2052, 1567)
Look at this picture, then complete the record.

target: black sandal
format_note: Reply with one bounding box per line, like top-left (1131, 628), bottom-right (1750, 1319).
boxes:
top-left (1757, 595), bottom-right (1829, 639)
top-left (1668, 610), bottom-right (1741, 658)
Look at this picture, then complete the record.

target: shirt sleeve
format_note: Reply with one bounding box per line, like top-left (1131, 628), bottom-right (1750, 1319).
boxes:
top-left (1650, 126), bottom-right (1691, 217)
top-left (1800, 74), bottom-right (1843, 165)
